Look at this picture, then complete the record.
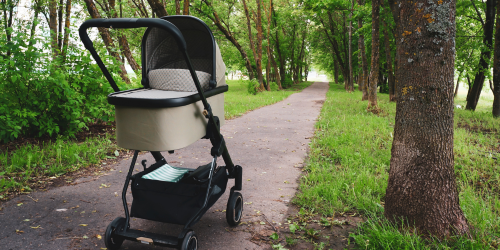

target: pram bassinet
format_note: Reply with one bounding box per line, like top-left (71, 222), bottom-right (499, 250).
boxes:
top-left (79, 16), bottom-right (243, 250)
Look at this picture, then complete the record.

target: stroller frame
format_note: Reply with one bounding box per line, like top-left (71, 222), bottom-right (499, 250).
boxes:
top-left (79, 17), bottom-right (243, 249)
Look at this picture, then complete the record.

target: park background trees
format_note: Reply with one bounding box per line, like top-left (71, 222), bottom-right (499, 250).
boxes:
top-left (1, 0), bottom-right (499, 242)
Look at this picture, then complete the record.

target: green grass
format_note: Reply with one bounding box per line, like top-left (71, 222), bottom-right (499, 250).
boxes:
top-left (0, 79), bottom-right (313, 198)
top-left (294, 83), bottom-right (500, 249)
top-left (0, 134), bottom-right (120, 196)
top-left (224, 80), bottom-right (312, 119)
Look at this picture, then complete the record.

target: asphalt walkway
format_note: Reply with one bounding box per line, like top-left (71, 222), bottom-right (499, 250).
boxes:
top-left (0, 82), bottom-right (329, 250)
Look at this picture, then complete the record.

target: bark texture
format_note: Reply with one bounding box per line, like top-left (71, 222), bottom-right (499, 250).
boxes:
top-left (368, 0), bottom-right (380, 108)
top-left (493, 0), bottom-right (500, 117)
top-left (183, 0), bottom-right (189, 15)
top-left (466, 0), bottom-right (495, 110)
top-left (385, 0), bottom-right (470, 237)
top-left (147, 0), bottom-right (168, 17)
top-left (49, 0), bottom-right (58, 58)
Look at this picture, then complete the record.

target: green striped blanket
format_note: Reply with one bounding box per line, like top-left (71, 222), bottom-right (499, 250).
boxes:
top-left (142, 164), bottom-right (189, 182)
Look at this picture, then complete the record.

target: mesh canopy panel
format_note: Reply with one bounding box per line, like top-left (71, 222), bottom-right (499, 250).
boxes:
top-left (143, 17), bottom-right (225, 91)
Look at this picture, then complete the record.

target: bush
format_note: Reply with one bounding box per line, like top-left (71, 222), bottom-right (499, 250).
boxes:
top-left (246, 79), bottom-right (259, 95)
top-left (0, 31), bottom-right (117, 142)
top-left (281, 77), bottom-right (293, 89)
top-left (269, 81), bottom-right (279, 91)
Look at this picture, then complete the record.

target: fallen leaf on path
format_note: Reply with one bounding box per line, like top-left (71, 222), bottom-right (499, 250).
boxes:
top-left (15, 230), bottom-right (24, 234)
top-left (23, 219), bottom-right (30, 222)
top-left (244, 202), bottom-right (253, 205)
top-left (56, 209), bottom-right (67, 212)
top-left (17, 203), bottom-right (23, 207)
top-left (96, 234), bottom-right (102, 239)
top-left (82, 235), bottom-right (88, 239)
top-left (30, 225), bottom-right (41, 229)
top-left (79, 224), bottom-right (88, 227)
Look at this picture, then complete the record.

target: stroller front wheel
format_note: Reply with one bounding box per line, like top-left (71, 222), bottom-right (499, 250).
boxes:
top-left (180, 230), bottom-right (198, 250)
top-left (226, 192), bottom-right (243, 226)
top-left (105, 217), bottom-right (126, 250)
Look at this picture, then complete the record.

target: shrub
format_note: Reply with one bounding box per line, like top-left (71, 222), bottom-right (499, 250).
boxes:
top-left (246, 78), bottom-right (259, 95)
top-left (269, 81), bottom-right (279, 91)
top-left (281, 77), bottom-right (294, 89)
top-left (0, 31), bottom-right (117, 142)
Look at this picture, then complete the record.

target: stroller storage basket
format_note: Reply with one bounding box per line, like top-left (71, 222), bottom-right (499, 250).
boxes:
top-left (131, 162), bottom-right (228, 225)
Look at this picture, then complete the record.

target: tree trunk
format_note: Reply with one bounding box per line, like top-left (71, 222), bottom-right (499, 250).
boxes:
top-left (107, 0), bottom-right (141, 71)
top-left (383, 19), bottom-right (395, 102)
top-left (175, 0), bottom-right (181, 14)
top-left (334, 59), bottom-right (339, 84)
top-left (358, 0), bottom-right (368, 99)
top-left (49, 0), bottom-right (58, 58)
top-left (183, 0), bottom-right (189, 15)
top-left (28, 1), bottom-right (41, 48)
top-left (147, 0), bottom-right (168, 17)
top-left (58, 0), bottom-right (63, 49)
top-left (368, 0), bottom-right (380, 109)
top-left (60, 0), bottom-right (71, 62)
top-left (84, 0), bottom-right (130, 83)
top-left (385, 0), bottom-right (470, 238)
top-left (493, 0), bottom-right (500, 117)
top-left (466, 0), bottom-right (495, 110)
top-left (255, 0), bottom-right (264, 90)
top-left (454, 70), bottom-right (463, 98)
top-left (357, 1), bottom-right (363, 92)
top-left (348, 0), bottom-right (354, 92)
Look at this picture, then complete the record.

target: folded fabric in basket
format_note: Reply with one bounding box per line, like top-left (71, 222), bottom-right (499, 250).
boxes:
top-left (142, 164), bottom-right (189, 183)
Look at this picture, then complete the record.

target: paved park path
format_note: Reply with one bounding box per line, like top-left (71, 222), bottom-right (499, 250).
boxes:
top-left (0, 82), bottom-right (329, 250)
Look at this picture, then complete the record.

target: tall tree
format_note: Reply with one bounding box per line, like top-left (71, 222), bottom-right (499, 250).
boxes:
top-left (385, 0), bottom-right (470, 238)
top-left (183, 0), bottom-right (190, 15)
top-left (84, 0), bottom-right (130, 83)
top-left (242, 0), bottom-right (264, 90)
top-left (147, 0), bottom-right (168, 17)
top-left (348, 0), bottom-right (354, 92)
top-left (493, 0), bottom-right (500, 117)
top-left (196, 0), bottom-right (255, 80)
top-left (466, 0), bottom-right (496, 110)
top-left (358, 0), bottom-right (368, 100)
top-left (368, 0), bottom-right (380, 109)
top-left (175, 0), bottom-right (181, 14)
top-left (49, 0), bottom-right (58, 58)
top-left (383, 19), bottom-right (395, 101)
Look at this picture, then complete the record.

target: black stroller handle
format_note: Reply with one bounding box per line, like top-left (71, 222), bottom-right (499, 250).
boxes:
top-left (79, 18), bottom-right (187, 92)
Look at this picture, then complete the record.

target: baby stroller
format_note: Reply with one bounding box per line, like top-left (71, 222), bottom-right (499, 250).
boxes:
top-left (79, 16), bottom-right (243, 250)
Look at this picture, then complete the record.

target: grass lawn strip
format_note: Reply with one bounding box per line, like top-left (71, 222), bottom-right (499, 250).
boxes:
top-left (0, 80), bottom-right (312, 200)
top-left (286, 83), bottom-right (500, 249)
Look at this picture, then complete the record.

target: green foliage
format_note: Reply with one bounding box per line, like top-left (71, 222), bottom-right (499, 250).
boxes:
top-left (281, 77), bottom-right (294, 89)
top-left (246, 78), bottom-right (259, 95)
top-left (269, 81), bottom-right (279, 91)
top-left (0, 30), bottom-right (115, 142)
top-left (296, 83), bottom-right (500, 248)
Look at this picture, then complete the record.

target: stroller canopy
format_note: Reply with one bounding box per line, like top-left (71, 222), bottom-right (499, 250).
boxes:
top-left (142, 16), bottom-right (226, 91)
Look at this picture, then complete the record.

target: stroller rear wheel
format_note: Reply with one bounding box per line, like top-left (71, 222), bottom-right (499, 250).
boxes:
top-left (180, 230), bottom-right (198, 250)
top-left (105, 217), bottom-right (126, 250)
top-left (226, 192), bottom-right (243, 226)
